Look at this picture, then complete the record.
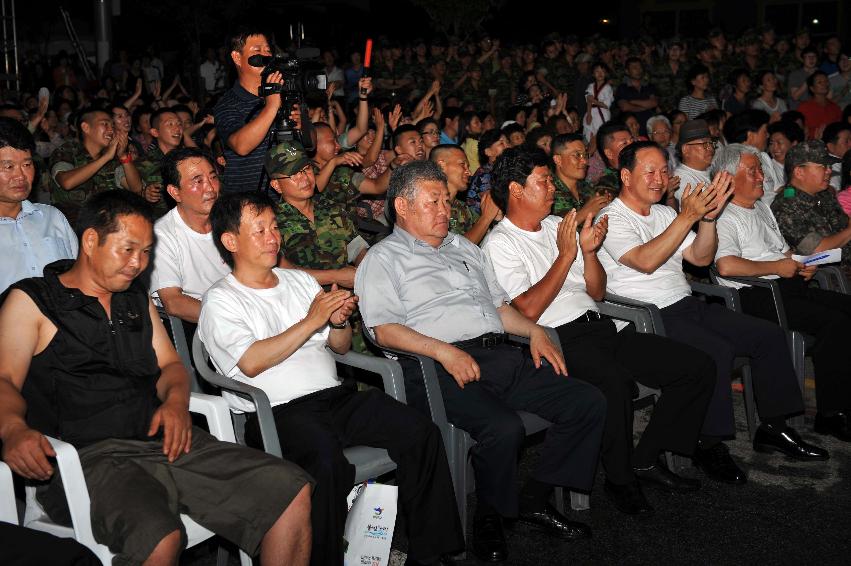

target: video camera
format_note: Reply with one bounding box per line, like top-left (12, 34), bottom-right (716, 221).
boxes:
top-left (247, 48), bottom-right (326, 144)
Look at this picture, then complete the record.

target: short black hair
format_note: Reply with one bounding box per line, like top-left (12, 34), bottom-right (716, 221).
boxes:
top-left (0, 116), bottom-right (35, 154)
top-left (822, 122), bottom-right (851, 149)
top-left (768, 120), bottom-right (805, 144)
top-left (393, 124), bottom-right (419, 148)
top-left (807, 70), bottom-right (828, 90)
top-left (490, 146), bottom-right (550, 214)
top-left (150, 107), bottom-right (179, 130)
top-left (429, 143), bottom-right (464, 164)
top-left (687, 63), bottom-right (710, 87)
top-left (619, 140), bottom-right (665, 174)
top-left (441, 107), bottom-right (462, 128)
top-left (551, 133), bottom-right (584, 155)
top-left (210, 191), bottom-right (275, 268)
top-left (227, 25), bottom-right (268, 55)
top-left (596, 121), bottom-right (631, 167)
top-left (75, 106), bottom-right (110, 140)
top-left (170, 104), bottom-right (194, 119)
top-left (723, 109), bottom-right (769, 144)
top-left (478, 128), bottom-right (504, 165)
top-left (523, 127), bottom-right (554, 154)
top-left (75, 190), bottom-right (154, 243)
top-left (162, 147), bottom-right (213, 189)
top-left (780, 110), bottom-right (805, 125)
top-left (502, 122), bottom-right (525, 138)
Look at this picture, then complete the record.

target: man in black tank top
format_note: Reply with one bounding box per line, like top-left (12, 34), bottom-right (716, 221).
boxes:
top-left (0, 191), bottom-right (313, 565)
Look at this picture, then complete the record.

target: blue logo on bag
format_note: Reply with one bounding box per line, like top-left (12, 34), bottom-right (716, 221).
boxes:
top-left (373, 507), bottom-right (383, 517)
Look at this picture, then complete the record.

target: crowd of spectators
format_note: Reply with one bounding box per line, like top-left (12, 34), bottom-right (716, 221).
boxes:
top-left (2, 20), bottom-right (851, 566)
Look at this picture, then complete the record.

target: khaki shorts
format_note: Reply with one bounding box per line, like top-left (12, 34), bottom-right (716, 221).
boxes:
top-left (38, 427), bottom-right (313, 566)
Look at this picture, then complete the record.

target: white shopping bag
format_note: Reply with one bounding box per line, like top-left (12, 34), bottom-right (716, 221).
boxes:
top-left (343, 481), bottom-right (398, 566)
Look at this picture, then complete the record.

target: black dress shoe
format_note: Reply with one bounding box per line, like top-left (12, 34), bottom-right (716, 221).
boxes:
top-left (472, 513), bottom-right (507, 563)
top-left (516, 504), bottom-right (592, 540)
top-left (604, 480), bottom-right (654, 516)
top-left (634, 462), bottom-right (701, 493)
top-left (753, 424), bottom-right (830, 461)
top-left (814, 412), bottom-right (851, 442)
top-left (693, 442), bottom-right (747, 484)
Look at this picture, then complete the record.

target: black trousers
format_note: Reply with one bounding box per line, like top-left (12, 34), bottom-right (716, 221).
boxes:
top-left (0, 522), bottom-right (100, 565)
top-left (399, 343), bottom-right (606, 518)
top-left (555, 318), bottom-right (715, 484)
top-left (660, 296), bottom-right (804, 437)
top-left (738, 277), bottom-right (851, 413)
top-left (245, 384), bottom-right (463, 566)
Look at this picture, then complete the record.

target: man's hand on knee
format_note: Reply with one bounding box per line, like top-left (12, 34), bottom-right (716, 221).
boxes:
top-left (436, 344), bottom-right (481, 389)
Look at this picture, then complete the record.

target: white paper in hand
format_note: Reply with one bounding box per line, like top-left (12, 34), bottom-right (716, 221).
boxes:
top-left (791, 248), bottom-right (842, 266)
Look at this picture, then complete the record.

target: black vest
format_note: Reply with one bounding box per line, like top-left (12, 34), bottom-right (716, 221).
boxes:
top-left (12, 260), bottom-right (161, 448)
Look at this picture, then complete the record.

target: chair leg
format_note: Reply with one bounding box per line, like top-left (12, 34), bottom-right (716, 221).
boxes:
top-left (569, 491), bottom-right (590, 511)
top-left (552, 487), bottom-right (566, 514)
top-left (788, 331), bottom-right (806, 427)
top-left (742, 365), bottom-right (758, 441)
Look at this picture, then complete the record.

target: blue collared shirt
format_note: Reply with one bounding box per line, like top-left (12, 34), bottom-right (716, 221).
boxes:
top-left (439, 131), bottom-right (458, 145)
top-left (1, 200), bottom-right (78, 294)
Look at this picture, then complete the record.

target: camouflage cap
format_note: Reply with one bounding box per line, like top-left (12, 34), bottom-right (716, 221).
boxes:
top-left (785, 140), bottom-right (832, 170)
top-left (265, 141), bottom-right (311, 178)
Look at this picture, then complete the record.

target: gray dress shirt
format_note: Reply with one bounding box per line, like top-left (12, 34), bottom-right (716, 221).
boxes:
top-left (355, 226), bottom-right (509, 343)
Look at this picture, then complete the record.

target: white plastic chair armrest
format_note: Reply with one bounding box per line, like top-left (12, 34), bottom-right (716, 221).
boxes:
top-left (189, 393), bottom-right (236, 443)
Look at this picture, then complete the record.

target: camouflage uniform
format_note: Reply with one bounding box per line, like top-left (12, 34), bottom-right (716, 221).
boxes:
top-left (267, 141), bottom-right (370, 353)
top-left (48, 139), bottom-right (125, 224)
top-left (592, 167), bottom-right (621, 199)
top-left (552, 174), bottom-right (595, 217)
top-left (134, 144), bottom-right (170, 218)
top-left (490, 68), bottom-right (516, 117)
top-left (449, 200), bottom-right (479, 235)
top-left (771, 186), bottom-right (851, 265)
top-left (652, 62), bottom-right (687, 113)
top-left (538, 56), bottom-right (573, 95)
top-left (313, 163), bottom-right (365, 212)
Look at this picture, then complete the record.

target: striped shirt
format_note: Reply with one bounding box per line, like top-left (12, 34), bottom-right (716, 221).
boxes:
top-left (214, 82), bottom-right (269, 193)
top-left (677, 95), bottom-right (719, 119)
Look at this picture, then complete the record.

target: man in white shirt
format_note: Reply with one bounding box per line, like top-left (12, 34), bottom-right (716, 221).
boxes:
top-left (198, 192), bottom-right (464, 566)
top-left (483, 147), bottom-right (714, 516)
top-left (199, 48), bottom-right (224, 94)
top-left (0, 118), bottom-right (77, 294)
top-left (714, 143), bottom-right (851, 442)
top-left (721, 110), bottom-right (784, 205)
top-left (149, 148), bottom-right (230, 324)
top-left (598, 140), bottom-right (827, 485)
top-left (673, 119), bottom-right (715, 204)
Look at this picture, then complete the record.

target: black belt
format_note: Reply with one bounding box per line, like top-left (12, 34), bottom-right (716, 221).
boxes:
top-left (452, 332), bottom-right (507, 349)
top-left (570, 310), bottom-right (606, 324)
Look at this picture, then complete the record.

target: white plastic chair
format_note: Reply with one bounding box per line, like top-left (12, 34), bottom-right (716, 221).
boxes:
top-left (0, 461), bottom-right (17, 524)
top-left (21, 393), bottom-right (251, 566)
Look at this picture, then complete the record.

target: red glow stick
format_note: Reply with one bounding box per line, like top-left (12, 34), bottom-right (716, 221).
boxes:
top-left (364, 39), bottom-right (373, 69)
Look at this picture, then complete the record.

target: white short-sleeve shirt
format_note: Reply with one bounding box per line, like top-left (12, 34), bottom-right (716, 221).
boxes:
top-left (482, 216), bottom-right (598, 328)
top-left (597, 199), bottom-right (695, 308)
top-left (715, 201), bottom-right (790, 289)
top-left (150, 208), bottom-right (231, 301)
top-left (672, 164), bottom-right (711, 205)
top-left (199, 269), bottom-right (340, 411)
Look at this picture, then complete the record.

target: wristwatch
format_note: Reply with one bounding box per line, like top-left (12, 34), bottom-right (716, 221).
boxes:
top-left (700, 217), bottom-right (716, 223)
top-left (329, 319), bottom-right (349, 329)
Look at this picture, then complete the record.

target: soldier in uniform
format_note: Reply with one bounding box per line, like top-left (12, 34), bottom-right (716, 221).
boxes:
top-left (593, 122), bottom-right (634, 198)
top-left (49, 107), bottom-right (146, 224)
top-left (267, 141), bottom-right (371, 352)
top-left (430, 144), bottom-right (502, 244)
top-left (771, 141), bottom-right (851, 273)
top-left (652, 42), bottom-right (687, 114)
top-left (135, 108), bottom-right (185, 217)
top-left (551, 133), bottom-right (610, 218)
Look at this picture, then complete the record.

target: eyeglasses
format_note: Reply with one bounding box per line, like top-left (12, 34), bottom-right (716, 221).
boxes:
top-left (801, 162), bottom-right (830, 171)
top-left (421, 129), bottom-right (439, 136)
top-left (565, 151), bottom-right (589, 161)
top-left (683, 140), bottom-right (717, 150)
top-left (273, 165), bottom-right (312, 180)
top-left (650, 129), bottom-right (672, 136)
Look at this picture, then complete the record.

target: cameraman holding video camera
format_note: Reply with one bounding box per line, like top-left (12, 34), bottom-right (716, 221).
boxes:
top-left (215, 27), bottom-right (310, 193)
